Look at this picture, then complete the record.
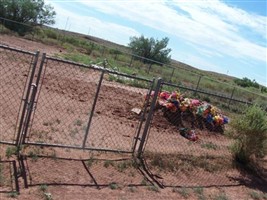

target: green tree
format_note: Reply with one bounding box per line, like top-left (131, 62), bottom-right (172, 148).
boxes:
top-left (234, 77), bottom-right (260, 89)
top-left (128, 35), bottom-right (171, 64)
top-left (0, 0), bottom-right (56, 35)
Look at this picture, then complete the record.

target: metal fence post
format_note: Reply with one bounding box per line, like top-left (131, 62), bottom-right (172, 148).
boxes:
top-left (132, 78), bottom-right (155, 152)
top-left (228, 87), bottom-right (235, 108)
top-left (147, 63), bottom-right (152, 74)
top-left (101, 46), bottom-right (105, 56)
top-left (16, 51), bottom-right (40, 145)
top-left (82, 69), bottom-right (105, 148)
top-left (137, 78), bottom-right (162, 159)
top-left (195, 75), bottom-right (202, 92)
top-left (20, 53), bottom-right (46, 144)
top-left (169, 67), bottom-right (175, 82)
top-left (129, 55), bottom-right (134, 68)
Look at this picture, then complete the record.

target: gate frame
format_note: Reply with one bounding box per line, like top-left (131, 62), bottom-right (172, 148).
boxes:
top-left (20, 54), bottom-right (155, 154)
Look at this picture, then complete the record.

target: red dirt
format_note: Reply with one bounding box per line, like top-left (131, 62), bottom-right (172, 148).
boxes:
top-left (0, 35), bottom-right (266, 199)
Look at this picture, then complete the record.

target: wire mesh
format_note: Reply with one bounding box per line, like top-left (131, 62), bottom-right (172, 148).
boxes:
top-left (26, 56), bottom-right (153, 152)
top-left (142, 81), bottom-right (245, 187)
top-left (0, 161), bottom-right (18, 193)
top-left (84, 71), bottom-right (153, 152)
top-left (26, 57), bottom-right (102, 148)
top-left (0, 45), bottom-right (37, 144)
top-left (24, 155), bottom-right (147, 189)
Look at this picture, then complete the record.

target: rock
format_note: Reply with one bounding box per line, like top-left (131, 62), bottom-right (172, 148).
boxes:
top-left (131, 108), bottom-right (142, 115)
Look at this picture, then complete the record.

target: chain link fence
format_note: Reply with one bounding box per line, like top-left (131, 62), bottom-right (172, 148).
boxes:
top-left (0, 44), bottom-right (265, 190)
top-left (0, 45), bottom-right (39, 145)
top-left (140, 80), bottom-right (249, 187)
top-left (24, 55), bottom-right (153, 153)
top-left (0, 161), bottom-right (19, 193)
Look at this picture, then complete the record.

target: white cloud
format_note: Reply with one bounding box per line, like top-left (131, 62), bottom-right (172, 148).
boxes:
top-left (47, 1), bottom-right (140, 45)
top-left (78, 0), bottom-right (266, 63)
top-left (45, 0), bottom-right (266, 85)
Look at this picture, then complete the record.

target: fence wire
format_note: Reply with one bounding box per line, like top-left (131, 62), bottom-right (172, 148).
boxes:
top-left (25, 56), bottom-right (153, 153)
top-left (142, 81), bottom-right (246, 187)
top-left (0, 45), bottom-right (37, 145)
top-left (0, 161), bottom-right (18, 193)
top-left (0, 44), bottom-right (265, 190)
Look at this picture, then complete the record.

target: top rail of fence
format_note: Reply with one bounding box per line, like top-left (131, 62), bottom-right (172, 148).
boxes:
top-left (45, 55), bottom-right (154, 83)
top-left (0, 44), bottom-right (37, 56)
top-left (162, 81), bottom-right (253, 105)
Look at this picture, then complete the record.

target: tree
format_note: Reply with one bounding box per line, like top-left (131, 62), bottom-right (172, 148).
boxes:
top-left (128, 35), bottom-right (172, 64)
top-left (0, 0), bottom-right (56, 35)
top-left (234, 77), bottom-right (260, 89)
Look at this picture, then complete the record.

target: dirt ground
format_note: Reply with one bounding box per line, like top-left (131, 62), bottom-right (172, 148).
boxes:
top-left (1, 35), bottom-right (267, 199)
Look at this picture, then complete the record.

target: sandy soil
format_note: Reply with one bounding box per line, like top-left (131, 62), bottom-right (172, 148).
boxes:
top-left (0, 35), bottom-right (266, 199)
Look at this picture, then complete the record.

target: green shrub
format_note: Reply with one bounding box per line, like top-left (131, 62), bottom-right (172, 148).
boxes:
top-left (228, 105), bottom-right (267, 164)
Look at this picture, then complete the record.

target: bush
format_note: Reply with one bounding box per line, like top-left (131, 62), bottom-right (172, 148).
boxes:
top-left (234, 77), bottom-right (260, 89)
top-left (228, 105), bottom-right (267, 164)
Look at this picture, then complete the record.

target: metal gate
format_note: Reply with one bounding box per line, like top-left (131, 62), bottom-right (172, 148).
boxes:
top-left (0, 44), bottom-right (39, 145)
top-left (17, 54), bottom-right (154, 153)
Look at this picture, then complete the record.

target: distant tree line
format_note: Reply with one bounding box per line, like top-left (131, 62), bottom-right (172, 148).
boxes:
top-left (0, 0), bottom-right (56, 35)
top-left (234, 77), bottom-right (267, 93)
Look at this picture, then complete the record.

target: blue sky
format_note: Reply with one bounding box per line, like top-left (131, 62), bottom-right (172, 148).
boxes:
top-left (45, 0), bottom-right (267, 86)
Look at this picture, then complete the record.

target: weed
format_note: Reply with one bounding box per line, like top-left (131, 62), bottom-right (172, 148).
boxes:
top-left (5, 146), bottom-right (18, 158)
top-left (116, 161), bottom-right (129, 172)
top-left (128, 186), bottom-right (136, 193)
top-left (213, 193), bottom-right (229, 200)
top-left (44, 192), bottom-right (53, 200)
top-left (128, 170), bottom-right (135, 177)
top-left (228, 105), bottom-right (267, 165)
top-left (86, 157), bottom-right (94, 167)
top-left (198, 195), bottom-right (207, 200)
top-left (103, 160), bottom-right (114, 168)
top-left (43, 121), bottom-right (52, 126)
top-left (262, 193), bottom-right (267, 199)
top-left (147, 152), bottom-right (226, 173)
top-left (262, 194), bottom-right (267, 199)
top-left (70, 128), bottom-right (79, 137)
top-left (249, 191), bottom-right (261, 200)
top-left (8, 191), bottom-right (18, 198)
top-left (39, 184), bottom-right (48, 192)
top-left (74, 119), bottom-right (83, 126)
top-left (193, 187), bottom-right (204, 195)
top-left (172, 187), bottom-right (190, 198)
top-left (141, 178), bottom-right (149, 186)
top-left (109, 182), bottom-right (119, 190)
top-left (29, 151), bottom-right (39, 162)
top-left (115, 160), bottom-right (134, 172)
top-left (201, 142), bottom-right (219, 150)
top-left (147, 185), bottom-right (159, 192)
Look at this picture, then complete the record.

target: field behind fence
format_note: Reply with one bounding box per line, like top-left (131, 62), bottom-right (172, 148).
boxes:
top-left (1, 16), bottom-right (266, 113)
top-left (0, 44), bottom-right (256, 191)
top-left (0, 31), bottom-right (266, 193)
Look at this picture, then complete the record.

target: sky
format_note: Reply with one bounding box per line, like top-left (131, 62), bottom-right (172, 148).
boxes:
top-left (45, 0), bottom-right (267, 86)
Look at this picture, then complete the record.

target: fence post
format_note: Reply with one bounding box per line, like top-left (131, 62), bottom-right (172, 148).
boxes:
top-left (132, 78), bottom-right (155, 152)
top-left (194, 75), bottom-right (202, 96)
top-left (228, 87), bottom-right (235, 108)
top-left (169, 67), bottom-right (175, 83)
top-left (82, 67), bottom-right (105, 148)
top-left (137, 78), bottom-right (162, 159)
top-left (20, 53), bottom-right (46, 144)
top-left (129, 55), bottom-right (134, 67)
top-left (147, 63), bottom-right (152, 74)
top-left (16, 51), bottom-right (40, 145)
top-left (101, 46), bottom-right (105, 57)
